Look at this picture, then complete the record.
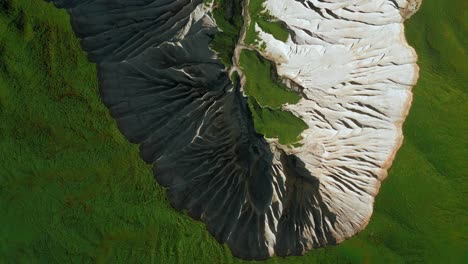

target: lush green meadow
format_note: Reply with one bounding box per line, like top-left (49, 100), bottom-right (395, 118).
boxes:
top-left (239, 50), bottom-right (306, 145)
top-left (0, 0), bottom-right (466, 263)
top-left (208, 0), bottom-right (243, 67)
top-left (239, 50), bottom-right (300, 108)
top-left (244, 0), bottom-right (289, 45)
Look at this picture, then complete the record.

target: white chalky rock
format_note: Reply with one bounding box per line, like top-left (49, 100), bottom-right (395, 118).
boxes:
top-left (253, 0), bottom-right (420, 251)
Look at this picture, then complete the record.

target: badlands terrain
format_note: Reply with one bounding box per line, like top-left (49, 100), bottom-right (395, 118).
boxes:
top-left (0, 0), bottom-right (466, 263)
top-left (40, 0), bottom-right (420, 259)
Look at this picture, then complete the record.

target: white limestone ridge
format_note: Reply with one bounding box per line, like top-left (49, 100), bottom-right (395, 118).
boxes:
top-left (250, 0), bottom-right (421, 249)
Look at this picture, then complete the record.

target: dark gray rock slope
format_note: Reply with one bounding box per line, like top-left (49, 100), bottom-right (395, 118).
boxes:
top-left (48, 0), bottom-right (338, 259)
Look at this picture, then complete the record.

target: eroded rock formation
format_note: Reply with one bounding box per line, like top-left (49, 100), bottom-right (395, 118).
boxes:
top-left (48, 0), bottom-right (420, 260)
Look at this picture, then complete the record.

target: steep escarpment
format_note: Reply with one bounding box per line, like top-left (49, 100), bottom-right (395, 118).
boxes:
top-left (48, 0), bottom-right (420, 260)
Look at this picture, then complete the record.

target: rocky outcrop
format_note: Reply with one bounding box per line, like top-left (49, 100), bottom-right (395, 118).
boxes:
top-left (48, 0), bottom-right (420, 260)
top-left (248, 0), bottom-right (420, 255)
top-left (397, 0), bottom-right (423, 19)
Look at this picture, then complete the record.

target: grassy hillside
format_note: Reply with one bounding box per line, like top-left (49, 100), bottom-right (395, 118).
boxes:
top-left (244, 0), bottom-right (289, 45)
top-left (239, 50), bottom-right (306, 145)
top-left (208, 0), bottom-right (243, 67)
top-left (0, 0), bottom-right (466, 263)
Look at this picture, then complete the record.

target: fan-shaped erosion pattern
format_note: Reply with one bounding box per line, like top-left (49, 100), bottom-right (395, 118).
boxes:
top-left (48, 0), bottom-right (420, 260)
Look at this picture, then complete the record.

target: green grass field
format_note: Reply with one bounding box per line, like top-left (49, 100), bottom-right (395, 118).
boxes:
top-left (239, 50), bottom-right (301, 108)
top-left (247, 97), bottom-right (307, 145)
top-left (207, 0), bottom-right (243, 67)
top-left (244, 0), bottom-right (289, 45)
top-left (0, 0), bottom-right (466, 263)
top-left (239, 50), bottom-right (306, 145)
